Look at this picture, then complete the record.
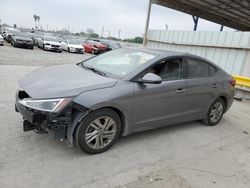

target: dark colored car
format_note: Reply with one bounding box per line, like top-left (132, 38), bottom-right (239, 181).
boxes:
top-left (3, 28), bottom-right (21, 43)
top-left (11, 32), bottom-right (34, 49)
top-left (15, 48), bottom-right (235, 154)
top-left (83, 40), bottom-right (108, 54)
top-left (101, 40), bottom-right (120, 51)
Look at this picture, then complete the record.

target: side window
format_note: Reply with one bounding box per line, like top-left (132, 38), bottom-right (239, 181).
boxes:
top-left (185, 58), bottom-right (209, 78)
top-left (144, 58), bottom-right (182, 81)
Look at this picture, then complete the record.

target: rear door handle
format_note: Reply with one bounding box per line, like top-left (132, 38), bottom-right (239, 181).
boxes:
top-left (211, 83), bottom-right (219, 88)
top-left (176, 88), bottom-right (186, 93)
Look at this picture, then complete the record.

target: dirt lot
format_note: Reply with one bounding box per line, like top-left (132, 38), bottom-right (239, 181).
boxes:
top-left (0, 43), bottom-right (250, 188)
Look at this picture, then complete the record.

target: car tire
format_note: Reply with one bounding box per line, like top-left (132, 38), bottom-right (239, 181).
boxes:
top-left (12, 41), bottom-right (17, 47)
top-left (203, 98), bottom-right (225, 126)
top-left (30, 46), bottom-right (34, 49)
top-left (68, 47), bottom-right (70, 52)
top-left (75, 108), bottom-right (121, 154)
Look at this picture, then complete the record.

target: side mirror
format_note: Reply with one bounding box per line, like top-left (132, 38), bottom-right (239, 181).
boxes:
top-left (137, 73), bottom-right (162, 84)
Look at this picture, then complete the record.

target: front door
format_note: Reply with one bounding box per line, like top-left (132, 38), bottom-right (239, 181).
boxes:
top-left (131, 58), bottom-right (189, 132)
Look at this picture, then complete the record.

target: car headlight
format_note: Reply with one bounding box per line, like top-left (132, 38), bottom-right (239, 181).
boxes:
top-left (18, 98), bottom-right (73, 112)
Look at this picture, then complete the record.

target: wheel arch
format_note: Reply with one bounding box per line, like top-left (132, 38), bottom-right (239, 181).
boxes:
top-left (98, 106), bottom-right (127, 136)
top-left (219, 95), bottom-right (228, 112)
top-left (67, 105), bottom-right (129, 147)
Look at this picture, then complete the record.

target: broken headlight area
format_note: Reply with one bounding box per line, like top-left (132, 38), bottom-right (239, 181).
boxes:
top-left (15, 90), bottom-right (88, 140)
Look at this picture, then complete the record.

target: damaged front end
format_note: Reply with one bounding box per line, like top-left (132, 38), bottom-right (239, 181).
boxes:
top-left (15, 90), bottom-right (89, 145)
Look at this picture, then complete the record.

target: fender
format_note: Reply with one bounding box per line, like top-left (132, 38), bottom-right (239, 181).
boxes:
top-left (66, 111), bottom-right (90, 147)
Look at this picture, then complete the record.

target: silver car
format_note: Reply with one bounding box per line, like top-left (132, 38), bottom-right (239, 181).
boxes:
top-left (15, 48), bottom-right (235, 154)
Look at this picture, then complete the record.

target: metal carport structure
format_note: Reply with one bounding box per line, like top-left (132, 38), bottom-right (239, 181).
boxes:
top-left (143, 0), bottom-right (250, 45)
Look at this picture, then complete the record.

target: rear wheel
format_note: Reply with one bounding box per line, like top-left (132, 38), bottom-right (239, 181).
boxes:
top-left (203, 98), bottom-right (225, 126)
top-left (75, 109), bottom-right (121, 154)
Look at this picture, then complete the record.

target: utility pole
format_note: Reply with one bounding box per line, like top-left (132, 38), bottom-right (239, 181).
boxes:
top-left (143, 0), bottom-right (152, 46)
top-left (108, 30), bottom-right (111, 38)
top-left (118, 30), bottom-right (121, 39)
top-left (101, 27), bottom-right (104, 38)
top-left (165, 24), bottom-right (168, 30)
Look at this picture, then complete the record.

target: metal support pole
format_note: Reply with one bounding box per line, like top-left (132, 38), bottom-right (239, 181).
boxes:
top-left (220, 25), bottom-right (224, 31)
top-left (192, 16), bottom-right (199, 31)
top-left (143, 0), bottom-right (152, 46)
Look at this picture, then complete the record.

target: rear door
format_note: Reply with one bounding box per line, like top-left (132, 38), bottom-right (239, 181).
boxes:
top-left (182, 57), bottom-right (219, 121)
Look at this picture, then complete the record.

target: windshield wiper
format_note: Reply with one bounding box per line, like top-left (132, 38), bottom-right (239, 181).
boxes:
top-left (79, 63), bottom-right (107, 77)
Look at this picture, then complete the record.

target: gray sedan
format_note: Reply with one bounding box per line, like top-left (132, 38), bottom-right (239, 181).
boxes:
top-left (15, 48), bottom-right (235, 154)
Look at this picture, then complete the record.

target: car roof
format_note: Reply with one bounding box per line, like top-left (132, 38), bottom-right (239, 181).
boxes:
top-left (127, 47), bottom-right (186, 57)
top-left (127, 47), bottom-right (214, 62)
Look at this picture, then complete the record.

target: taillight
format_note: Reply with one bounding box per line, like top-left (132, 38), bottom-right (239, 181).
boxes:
top-left (229, 79), bottom-right (236, 87)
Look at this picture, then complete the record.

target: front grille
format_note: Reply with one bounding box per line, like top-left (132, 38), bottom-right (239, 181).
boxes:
top-left (76, 48), bottom-right (83, 52)
top-left (51, 45), bottom-right (60, 48)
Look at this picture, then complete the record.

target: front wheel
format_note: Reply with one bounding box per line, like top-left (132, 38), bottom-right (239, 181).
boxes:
top-left (203, 98), bottom-right (225, 126)
top-left (75, 109), bottom-right (121, 154)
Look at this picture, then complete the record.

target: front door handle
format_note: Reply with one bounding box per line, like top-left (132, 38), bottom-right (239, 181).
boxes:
top-left (176, 88), bottom-right (186, 93)
top-left (211, 83), bottom-right (219, 88)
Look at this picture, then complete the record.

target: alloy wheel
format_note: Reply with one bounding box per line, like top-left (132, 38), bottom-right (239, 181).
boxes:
top-left (84, 116), bottom-right (117, 150)
top-left (210, 102), bottom-right (224, 123)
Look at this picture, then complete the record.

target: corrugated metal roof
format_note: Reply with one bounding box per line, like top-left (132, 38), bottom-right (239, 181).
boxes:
top-left (153, 0), bottom-right (250, 31)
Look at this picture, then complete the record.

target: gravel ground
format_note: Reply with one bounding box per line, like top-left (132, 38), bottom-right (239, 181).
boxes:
top-left (0, 44), bottom-right (250, 188)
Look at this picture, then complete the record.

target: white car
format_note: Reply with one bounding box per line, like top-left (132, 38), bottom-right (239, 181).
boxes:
top-left (37, 36), bottom-right (62, 52)
top-left (61, 39), bottom-right (84, 53)
top-left (0, 35), bottom-right (4, 45)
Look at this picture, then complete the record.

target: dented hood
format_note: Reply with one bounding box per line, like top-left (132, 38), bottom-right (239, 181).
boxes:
top-left (19, 64), bottom-right (117, 99)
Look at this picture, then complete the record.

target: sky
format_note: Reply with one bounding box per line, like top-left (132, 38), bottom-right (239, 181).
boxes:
top-left (0, 0), bottom-right (235, 39)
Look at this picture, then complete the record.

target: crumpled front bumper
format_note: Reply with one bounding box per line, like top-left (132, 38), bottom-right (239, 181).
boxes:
top-left (15, 90), bottom-right (71, 140)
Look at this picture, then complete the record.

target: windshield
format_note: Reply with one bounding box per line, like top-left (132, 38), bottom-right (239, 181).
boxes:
top-left (15, 32), bottom-right (31, 37)
top-left (68, 39), bottom-right (82, 44)
top-left (102, 41), bottom-right (120, 49)
top-left (82, 48), bottom-right (155, 78)
top-left (45, 37), bottom-right (59, 42)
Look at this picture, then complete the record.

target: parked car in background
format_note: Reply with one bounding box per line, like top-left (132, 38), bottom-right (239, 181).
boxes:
top-left (0, 35), bottom-right (4, 45)
top-left (61, 39), bottom-right (85, 53)
top-left (83, 40), bottom-right (108, 54)
top-left (37, 36), bottom-right (62, 52)
top-left (11, 32), bottom-right (34, 49)
top-left (15, 48), bottom-right (235, 154)
top-left (3, 28), bottom-right (21, 43)
top-left (101, 40), bottom-right (120, 51)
